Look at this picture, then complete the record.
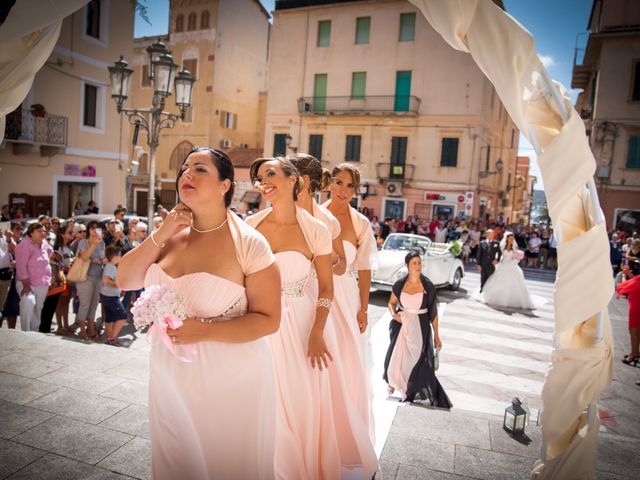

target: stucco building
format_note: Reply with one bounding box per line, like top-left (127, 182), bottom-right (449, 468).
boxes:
top-left (264, 0), bottom-right (519, 222)
top-left (0, 0), bottom-right (134, 218)
top-left (126, 0), bottom-right (270, 214)
top-left (573, 0), bottom-right (640, 232)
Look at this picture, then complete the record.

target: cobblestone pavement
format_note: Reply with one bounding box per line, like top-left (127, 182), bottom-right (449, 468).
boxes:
top-left (0, 269), bottom-right (638, 479)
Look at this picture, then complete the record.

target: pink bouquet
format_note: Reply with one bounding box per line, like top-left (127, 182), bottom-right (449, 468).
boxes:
top-left (131, 285), bottom-right (194, 361)
top-left (515, 250), bottom-right (525, 261)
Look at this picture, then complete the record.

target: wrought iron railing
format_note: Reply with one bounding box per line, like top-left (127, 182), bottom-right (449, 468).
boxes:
top-left (376, 162), bottom-right (416, 181)
top-left (297, 95), bottom-right (421, 115)
top-left (4, 109), bottom-right (68, 147)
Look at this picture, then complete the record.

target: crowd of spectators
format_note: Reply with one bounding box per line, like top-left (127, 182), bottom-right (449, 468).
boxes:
top-left (370, 214), bottom-right (558, 269)
top-left (609, 229), bottom-right (640, 284)
top-left (0, 205), bottom-right (167, 346)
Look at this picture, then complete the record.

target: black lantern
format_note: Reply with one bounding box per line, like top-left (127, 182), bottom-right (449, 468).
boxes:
top-left (107, 56), bottom-right (134, 112)
top-left (145, 41), bottom-right (169, 81)
top-left (174, 67), bottom-right (195, 119)
top-left (152, 52), bottom-right (178, 98)
top-left (503, 397), bottom-right (528, 435)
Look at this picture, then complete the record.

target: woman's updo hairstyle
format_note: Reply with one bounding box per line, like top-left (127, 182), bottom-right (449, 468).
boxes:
top-left (175, 147), bottom-right (236, 207)
top-left (288, 153), bottom-right (331, 194)
top-left (249, 156), bottom-right (304, 201)
top-left (331, 163), bottom-right (361, 192)
top-left (404, 250), bottom-right (422, 266)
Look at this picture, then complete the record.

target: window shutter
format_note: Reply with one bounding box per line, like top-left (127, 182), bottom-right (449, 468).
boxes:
top-left (232, 113), bottom-right (237, 130)
top-left (351, 72), bottom-right (366, 99)
top-left (274, 134), bottom-right (287, 156)
top-left (399, 13), bottom-right (415, 42)
top-left (390, 136), bottom-right (407, 178)
top-left (627, 136), bottom-right (640, 168)
top-left (317, 20), bottom-right (331, 47)
top-left (346, 135), bottom-right (361, 161)
top-left (440, 138), bottom-right (459, 167)
top-left (309, 135), bottom-right (323, 160)
top-left (219, 111), bottom-right (226, 128)
top-left (355, 17), bottom-right (370, 45)
top-left (83, 84), bottom-right (97, 127)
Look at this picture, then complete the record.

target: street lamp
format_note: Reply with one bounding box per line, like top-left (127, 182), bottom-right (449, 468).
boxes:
top-left (107, 47), bottom-right (195, 223)
top-left (479, 158), bottom-right (504, 178)
top-left (285, 133), bottom-right (298, 154)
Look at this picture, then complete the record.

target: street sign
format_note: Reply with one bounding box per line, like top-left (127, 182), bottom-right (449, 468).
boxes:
top-left (457, 195), bottom-right (465, 203)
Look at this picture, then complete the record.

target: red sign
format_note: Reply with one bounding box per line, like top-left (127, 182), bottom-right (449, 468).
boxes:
top-left (425, 193), bottom-right (442, 200)
top-left (457, 195), bottom-right (465, 203)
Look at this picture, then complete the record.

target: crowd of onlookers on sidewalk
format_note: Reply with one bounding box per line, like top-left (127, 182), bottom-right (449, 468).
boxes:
top-left (0, 204), bottom-right (170, 346)
top-left (369, 214), bottom-right (559, 270)
top-left (609, 229), bottom-right (640, 283)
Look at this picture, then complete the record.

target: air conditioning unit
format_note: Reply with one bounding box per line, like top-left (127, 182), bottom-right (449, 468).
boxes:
top-left (386, 181), bottom-right (403, 197)
top-left (220, 138), bottom-right (232, 148)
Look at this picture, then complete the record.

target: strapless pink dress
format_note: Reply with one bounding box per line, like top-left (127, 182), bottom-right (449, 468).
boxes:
top-left (306, 265), bottom-right (378, 477)
top-left (331, 241), bottom-right (374, 441)
top-left (387, 291), bottom-right (424, 399)
top-left (145, 263), bottom-right (275, 480)
top-left (270, 251), bottom-right (340, 480)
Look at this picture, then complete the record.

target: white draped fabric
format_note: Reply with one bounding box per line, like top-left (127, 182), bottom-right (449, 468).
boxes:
top-left (0, 0), bottom-right (88, 142)
top-left (410, 1), bottom-right (613, 478)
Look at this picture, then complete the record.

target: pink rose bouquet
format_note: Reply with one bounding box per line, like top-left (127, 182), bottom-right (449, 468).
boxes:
top-left (131, 285), bottom-right (194, 361)
top-left (515, 250), bottom-right (525, 261)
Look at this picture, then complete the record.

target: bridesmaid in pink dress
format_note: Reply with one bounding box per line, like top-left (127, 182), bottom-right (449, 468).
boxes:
top-left (291, 154), bottom-right (378, 477)
top-left (118, 148), bottom-right (281, 480)
top-left (324, 163), bottom-right (378, 442)
top-left (247, 157), bottom-right (341, 480)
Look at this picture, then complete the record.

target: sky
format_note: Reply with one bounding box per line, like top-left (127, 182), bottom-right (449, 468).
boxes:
top-left (135, 0), bottom-right (595, 191)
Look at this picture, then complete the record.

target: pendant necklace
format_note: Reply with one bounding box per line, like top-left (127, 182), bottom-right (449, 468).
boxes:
top-left (191, 218), bottom-right (228, 233)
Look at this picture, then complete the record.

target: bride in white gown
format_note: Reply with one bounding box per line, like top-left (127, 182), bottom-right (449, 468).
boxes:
top-left (481, 231), bottom-right (535, 310)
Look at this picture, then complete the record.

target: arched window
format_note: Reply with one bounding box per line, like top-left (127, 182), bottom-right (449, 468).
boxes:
top-left (170, 141), bottom-right (195, 173)
top-left (201, 10), bottom-right (210, 29)
top-left (175, 14), bottom-right (184, 32)
top-left (187, 12), bottom-right (197, 31)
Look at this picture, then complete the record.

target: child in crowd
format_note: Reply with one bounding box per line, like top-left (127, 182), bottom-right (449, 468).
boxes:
top-left (100, 245), bottom-right (127, 346)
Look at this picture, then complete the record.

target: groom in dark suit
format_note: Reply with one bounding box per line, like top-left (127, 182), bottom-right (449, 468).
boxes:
top-left (477, 229), bottom-right (502, 292)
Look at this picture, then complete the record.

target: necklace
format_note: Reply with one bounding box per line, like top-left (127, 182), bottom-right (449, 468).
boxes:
top-left (190, 218), bottom-right (228, 233)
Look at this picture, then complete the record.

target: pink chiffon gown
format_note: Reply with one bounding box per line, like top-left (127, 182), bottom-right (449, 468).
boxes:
top-left (308, 202), bottom-right (378, 477)
top-left (387, 292), bottom-right (424, 398)
top-left (146, 212), bottom-right (276, 480)
top-left (247, 207), bottom-right (342, 480)
top-left (324, 203), bottom-right (378, 443)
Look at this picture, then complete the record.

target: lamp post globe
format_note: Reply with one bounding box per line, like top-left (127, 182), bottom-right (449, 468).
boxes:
top-left (152, 52), bottom-right (178, 99)
top-left (107, 56), bottom-right (133, 113)
top-left (174, 68), bottom-right (195, 119)
top-left (145, 41), bottom-right (169, 81)
top-left (496, 158), bottom-right (504, 172)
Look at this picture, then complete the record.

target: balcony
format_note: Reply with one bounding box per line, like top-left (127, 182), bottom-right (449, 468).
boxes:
top-left (375, 162), bottom-right (416, 182)
top-left (4, 108), bottom-right (68, 154)
top-left (297, 95), bottom-right (421, 115)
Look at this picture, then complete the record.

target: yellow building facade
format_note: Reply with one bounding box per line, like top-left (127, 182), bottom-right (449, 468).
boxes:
top-left (0, 0), bottom-right (134, 219)
top-left (126, 0), bottom-right (270, 213)
top-left (265, 0), bottom-right (519, 222)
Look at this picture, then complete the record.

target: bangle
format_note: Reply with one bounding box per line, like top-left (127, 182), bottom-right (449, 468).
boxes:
top-left (316, 297), bottom-right (332, 310)
top-left (149, 232), bottom-right (165, 249)
top-left (360, 309), bottom-right (368, 315)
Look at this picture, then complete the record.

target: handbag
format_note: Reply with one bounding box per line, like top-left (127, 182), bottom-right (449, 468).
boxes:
top-left (66, 256), bottom-right (89, 283)
top-left (0, 267), bottom-right (13, 281)
top-left (434, 347), bottom-right (440, 371)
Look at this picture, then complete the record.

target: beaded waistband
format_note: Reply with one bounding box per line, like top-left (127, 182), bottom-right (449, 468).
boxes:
top-left (281, 276), bottom-right (308, 297)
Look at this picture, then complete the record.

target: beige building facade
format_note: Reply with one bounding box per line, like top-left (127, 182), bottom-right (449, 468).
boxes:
top-left (573, 0), bottom-right (640, 232)
top-left (264, 0), bottom-right (519, 222)
top-left (0, 0), bottom-right (134, 219)
top-left (126, 0), bottom-right (270, 214)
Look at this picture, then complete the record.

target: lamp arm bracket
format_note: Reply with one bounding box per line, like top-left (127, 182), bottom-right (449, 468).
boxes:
top-left (121, 109), bottom-right (151, 132)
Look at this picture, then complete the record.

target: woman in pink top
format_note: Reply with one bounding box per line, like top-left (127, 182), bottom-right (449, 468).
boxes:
top-left (118, 147), bottom-right (281, 480)
top-left (15, 223), bottom-right (53, 331)
top-left (324, 163), bottom-right (378, 442)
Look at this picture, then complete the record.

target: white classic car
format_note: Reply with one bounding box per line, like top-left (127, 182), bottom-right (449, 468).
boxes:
top-left (371, 233), bottom-right (464, 291)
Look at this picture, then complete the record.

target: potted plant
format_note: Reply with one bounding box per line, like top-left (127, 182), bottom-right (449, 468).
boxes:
top-left (30, 104), bottom-right (46, 118)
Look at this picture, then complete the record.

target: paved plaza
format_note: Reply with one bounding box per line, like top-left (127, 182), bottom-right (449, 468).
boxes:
top-left (0, 269), bottom-right (638, 479)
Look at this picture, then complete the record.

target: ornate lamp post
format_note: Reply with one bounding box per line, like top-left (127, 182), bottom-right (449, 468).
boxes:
top-left (107, 42), bottom-right (195, 223)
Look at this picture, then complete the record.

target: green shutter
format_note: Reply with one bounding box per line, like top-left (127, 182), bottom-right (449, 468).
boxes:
top-left (355, 17), bottom-right (370, 44)
top-left (313, 74), bottom-right (327, 112)
top-left (351, 72), bottom-right (366, 99)
top-left (274, 134), bottom-right (287, 156)
top-left (309, 135), bottom-right (323, 160)
top-left (399, 13), bottom-right (415, 42)
top-left (394, 71), bottom-right (411, 111)
top-left (346, 135), bottom-right (361, 161)
top-left (317, 20), bottom-right (331, 47)
top-left (627, 136), bottom-right (640, 168)
top-left (441, 138), bottom-right (459, 167)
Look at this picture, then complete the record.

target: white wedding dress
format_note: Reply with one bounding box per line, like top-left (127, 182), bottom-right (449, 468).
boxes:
top-left (481, 249), bottom-right (535, 310)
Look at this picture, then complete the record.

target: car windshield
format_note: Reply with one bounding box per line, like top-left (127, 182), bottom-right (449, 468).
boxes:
top-left (384, 235), bottom-right (430, 254)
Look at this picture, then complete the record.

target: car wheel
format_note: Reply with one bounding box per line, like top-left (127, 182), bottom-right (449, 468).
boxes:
top-left (449, 268), bottom-right (462, 291)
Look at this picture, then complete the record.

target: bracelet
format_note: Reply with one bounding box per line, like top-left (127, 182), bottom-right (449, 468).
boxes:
top-left (316, 297), bottom-right (332, 310)
top-left (149, 232), bottom-right (165, 249)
